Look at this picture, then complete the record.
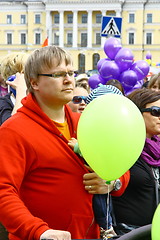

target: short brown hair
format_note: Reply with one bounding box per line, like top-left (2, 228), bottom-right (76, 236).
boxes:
top-left (24, 45), bottom-right (73, 93)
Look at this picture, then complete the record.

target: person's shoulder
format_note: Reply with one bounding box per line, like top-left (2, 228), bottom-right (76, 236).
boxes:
top-left (133, 156), bottom-right (151, 171)
top-left (86, 83), bottom-right (123, 104)
top-left (0, 93), bottom-right (13, 107)
top-left (0, 109), bottom-right (25, 130)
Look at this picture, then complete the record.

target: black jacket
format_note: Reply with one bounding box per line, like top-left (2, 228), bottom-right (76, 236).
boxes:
top-left (112, 157), bottom-right (158, 226)
top-left (0, 93), bottom-right (14, 125)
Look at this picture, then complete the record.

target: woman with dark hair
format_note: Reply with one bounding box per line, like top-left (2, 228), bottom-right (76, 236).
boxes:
top-left (112, 88), bottom-right (160, 235)
top-left (148, 72), bottom-right (160, 91)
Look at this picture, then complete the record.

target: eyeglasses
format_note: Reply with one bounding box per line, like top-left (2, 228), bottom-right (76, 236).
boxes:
top-left (38, 71), bottom-right (75, 79)
top-left (72, 96), bottom-right (87, 104)
top-left (141, 106), bottom-right (160, 117)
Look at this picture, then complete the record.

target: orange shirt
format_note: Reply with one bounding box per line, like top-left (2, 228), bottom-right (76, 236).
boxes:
top-left (53, 120), bottom-right (71, 140)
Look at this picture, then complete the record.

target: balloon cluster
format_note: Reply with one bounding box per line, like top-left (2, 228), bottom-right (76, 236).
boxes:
top-left (88, 37), bottom-right (150, 95)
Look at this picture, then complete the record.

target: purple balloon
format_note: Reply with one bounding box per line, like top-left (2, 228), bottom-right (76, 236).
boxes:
top-left (130, 60), bottom-right (150, 80)
top-left (122, 82), bottom-right (133, 92)
top-left (120, 70), bottom-right (138, 87)
top-left (103, 37), bottom-right (122, 60)
top-left (88, 74), bottom-right (102, 89)
top-left (97, 58), bottom-right (111, 72)
top-left (99, 75), bottom-right (108, 85)
top-left (146, 52), bottom-right (152, 60)
top-left (125, 79), bottom-right (144, 96)
top-left (99, 60), bottom-right (120, 80)
top-left (115, 48), bottom-right (134, 72)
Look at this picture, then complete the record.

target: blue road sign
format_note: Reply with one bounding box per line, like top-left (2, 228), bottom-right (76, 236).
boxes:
top-left (101, 16), bottom-right (122, 38)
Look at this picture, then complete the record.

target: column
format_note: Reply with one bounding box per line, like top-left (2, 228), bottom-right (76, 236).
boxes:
top-left (59, 10), bottom-right (64, 48)
top-left (46, 11), bottom-right (52, 45)
top-left (72, 10), bottom-right (78, 48)
top-left (87, 10), bottom-right (92, 48)
top-left (116, 10), bottom-right (121, 17)
top-left (101, 10), bottom-right (106, 48)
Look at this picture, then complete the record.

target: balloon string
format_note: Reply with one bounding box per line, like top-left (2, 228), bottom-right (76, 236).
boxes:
top-left (106, 185), bottom-right (110, 230)
top-left (106, 180), bottom-right (111, 232)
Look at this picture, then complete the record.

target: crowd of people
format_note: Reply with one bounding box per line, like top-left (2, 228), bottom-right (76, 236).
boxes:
top-left (0, 45), bottom-right (159, 240)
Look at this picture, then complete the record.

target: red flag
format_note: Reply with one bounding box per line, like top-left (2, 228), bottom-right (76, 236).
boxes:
top-left (42, 37), bottom-right (48, 47)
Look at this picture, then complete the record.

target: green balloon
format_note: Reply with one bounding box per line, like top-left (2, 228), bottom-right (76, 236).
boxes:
top-left (152, 204), bottom-right (160, 240)
top-left (77, 94), bottom-right (146, 181)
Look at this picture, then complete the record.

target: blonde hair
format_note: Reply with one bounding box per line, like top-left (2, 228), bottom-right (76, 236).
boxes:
top-left (24, 45), bottom-right (73, 93)
top-left (1, 52), bottom-right (29, 80)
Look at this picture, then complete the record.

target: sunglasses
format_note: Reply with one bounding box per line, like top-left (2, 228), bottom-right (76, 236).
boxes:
top-left (72, 96), bottom-right (87, 104)
top-left (141, 106), bottom-right (160, 117)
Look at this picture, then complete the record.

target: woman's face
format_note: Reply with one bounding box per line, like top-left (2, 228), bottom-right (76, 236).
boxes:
top-left (151, 80), bottom-right (160, 92)
top-left (142, 99), bottom-right (160, 138)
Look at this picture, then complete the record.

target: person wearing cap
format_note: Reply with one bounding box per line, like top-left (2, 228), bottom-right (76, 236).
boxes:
top-left (86, 83), bottom-right (123, 104)
top-left (106, 79), bottom-right (125, 95)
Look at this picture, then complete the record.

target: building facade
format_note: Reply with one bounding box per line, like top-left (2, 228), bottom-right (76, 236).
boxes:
top-left (0, 0), bottom-right (160, 72)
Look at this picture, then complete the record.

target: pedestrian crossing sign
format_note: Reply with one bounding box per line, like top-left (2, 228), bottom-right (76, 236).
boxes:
top-left (101, 16), bottom-right (122, 38)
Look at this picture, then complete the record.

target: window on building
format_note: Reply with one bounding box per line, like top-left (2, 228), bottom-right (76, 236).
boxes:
top-left (146, 32), bottom-right (152, 44)
top-left (129, 32), bottom-right (134, 44)
top-left (67, 33), bottom-right (72, 45)
top-left (81, 33), bottom-right (87, 47)
top-left (82, 14), bottom-right (87, 23)
top-left (54, 14), bottom-right (59, 24)
top-left (35, 14), bottom-right (41, 24)
top-left (21, 15), bottom-right (26, 24)
top-left (35, 33), bottom-right (41, 44)
top-left (96, 33), bottom-right (101, 45)
top-left (67, 14), bottom-right (73, 24)
top-left (21, 33), bottom-right (26, 44)
top-left (93, 53), bottom-right (100, 70)
top-left (129, 13), bottom-right (135, 23)
top-left (96, 14), bottom-right (102, 24)
top-left (7, 15), bottom-right (12, 24)
top-left (78, 54), bottom-right (85, 73)
top-left (54, 33), bottom-right (59, 45)
top-left (7, 33), bottom-right (12, 44)
top-left (107, 11), bottom-right (116, 16)
top-left (147, 13), bottom-right (152, 23)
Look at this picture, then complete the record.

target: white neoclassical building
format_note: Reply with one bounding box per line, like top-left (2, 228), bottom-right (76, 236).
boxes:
top-left (0, 0), bottom-right (160, 72)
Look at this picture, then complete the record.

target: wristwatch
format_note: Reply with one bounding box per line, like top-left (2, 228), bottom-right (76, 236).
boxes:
top-left (113, 179), bottom-right (122, 191)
